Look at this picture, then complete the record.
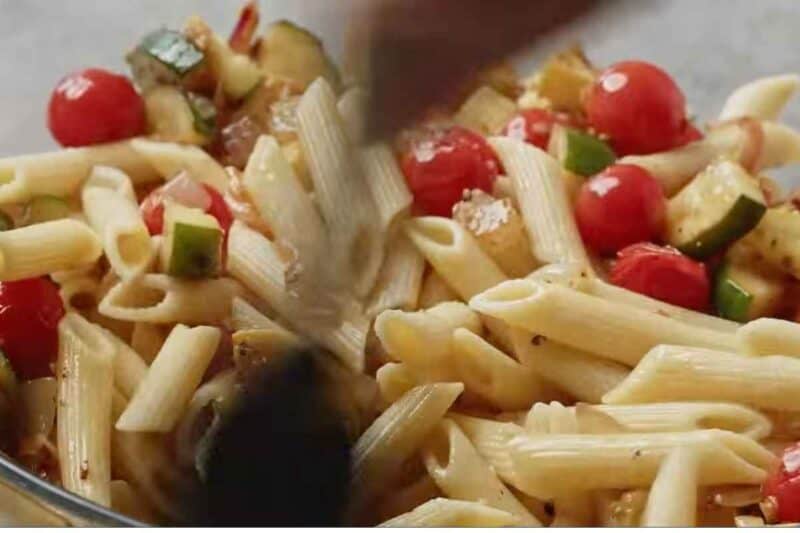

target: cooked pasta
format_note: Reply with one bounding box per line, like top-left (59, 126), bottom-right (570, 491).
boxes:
top-left (129, 139), bottom-right (228, 191)
top-left (640, 446), bottom-right (700, 527)
top-left (737, 317), bottom-right (800, 357)
top-left (719, 74), bottom-right (800, 121)
top-left (377, 497), bottom-right (519, 527)
top-left (366, 234), bottom-right (425, 318)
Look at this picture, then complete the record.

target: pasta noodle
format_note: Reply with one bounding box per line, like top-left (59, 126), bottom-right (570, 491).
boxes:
top-left (489, 136), bottom-right (590, 269)
top-left (421, 419), bottom-right (540, 525)
top-left (640, 446), bottom-right (700, 527)
top-left (471, 278), bottom-right (738, 366)
top-left (603, 344), bottom-right (800, 411)
top-left (374, 475), bottom-right (442, 524)
top-left (737, 317), bottom-right (800, 357)
top-left (719, 74), bottom-right (800, 121)
top-left (116, 325), bottom-right (221, 432)
top-left (349, 383), bottom-right (463, 517)
top-left (417, 270), bottom-right (459, 309)
top-left (129, 138), bottom-right (228, 191)
top-left (98, 274), bottom-right (243, 325)
top-left (377, 497), bottom-right (519, 527)
top-left (366, 233), bottom-right (425, 318)
top-left (0, 219), bottom-right (102, 281)
top-left (296, 78), bottom-right (383, 298)
top-left (375, 362), bottom-right (418, 405)
top-left (450, 414), bottom-right (526, 484)
top-left (18, 378), bottom-right (58, 439)
top-left (129, 323), bottom-right (167, 364)
top-left (81, 166), bottom-right (154, 279)
top-left (507, 429), bottom-right (773, 499)
top-left (56, 313), bottom-right (115, 506)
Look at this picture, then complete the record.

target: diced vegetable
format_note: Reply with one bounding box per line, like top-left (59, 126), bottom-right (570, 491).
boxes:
top-left (503, 108), bottom-right (578, 150)
top-left (610, 243), bottom-right (710, 311)
top-left (537, 47), bottom-right (596, 113)
top-left (48, 69), bottom-right (146, 147)
top-left (454, 86), bottom-right (518, 135)
top-left (575, 164), bottom-right (666, 255)
top-left (228, 1), bottom-right (260, 54)
top-left (23, 196), bottom-right (70, 225)
top-left (763, 442), bottom-right (800, 523)
top-left (144, 86), bottom-right (214, 145)
top-left (548, 125), bottom-right (616, 176)
top-left (0, 211), bottom-right (13, 231)
top-left (208, 34), bottom-right (263, 100)
top-left (160, 203), bottom-right (223, 279)
top-left (257, 20), bottom-right (340, 90)
top-left (666, 160), bottom-right (766, 259)
top-left (744, 205), bottom-right (800, 279)
top-left (127, 29), bottom-right (206, 91)
top-left (586, 61), bottom-right (687, 155)
top-left (713, 262), bottom-right (783, 322)
top-left (141, 174), bottom-right (232, 236)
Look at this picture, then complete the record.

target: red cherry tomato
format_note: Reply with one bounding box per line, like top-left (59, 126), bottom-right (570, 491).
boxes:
top-left (0, 278), bottom-right (65, 380)
top-left (48, 68), bottom-right (146, 148)
top-left (674, 121), bottom-right (704, 147)
top-left (503, 108), bottom-right (578, 149)
top-left (401, 126), bottom-right (501, 217)
top-left (763, 442), bottom-right (800, 523)
top-left (575, 164), bottom-right (666, 255)
top-left (140, 184), bottom-right (233, 235)
top-left (585, 61), bottom-right (686, 155)
top-left (610, 243), bottom-right (710, 311)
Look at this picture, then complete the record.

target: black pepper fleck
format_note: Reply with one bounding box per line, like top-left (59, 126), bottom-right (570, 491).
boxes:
top-left (531, 335), bottom-right (546, 346)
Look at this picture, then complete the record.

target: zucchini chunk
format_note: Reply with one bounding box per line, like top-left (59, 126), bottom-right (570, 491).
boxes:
top-left (127, 29), bottom-right (205, 91)
top-left (257, 21), bottom-right (340, 90)
top-left (548, 125), bottom-right (616, 176)
top-left (714, 262), bottom-right (783, 322)
top-left (144, 86), bottom-right (216, 145)
top-left (666, 159), bottom-right (766, 259)
top-left (745, 204), bottom-right (800, 279)
top-left (161, 203), bottom-right (223, 279)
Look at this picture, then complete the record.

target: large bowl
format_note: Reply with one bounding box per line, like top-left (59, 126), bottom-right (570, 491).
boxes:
top-left (0, 0), bottom-right (798, 525)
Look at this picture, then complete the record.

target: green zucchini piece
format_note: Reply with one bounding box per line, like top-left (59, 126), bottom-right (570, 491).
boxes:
top-left (0, 211), bottom-right (13, 231)
top-left (257, 20), bottom-right (341, 90)
top-left (23, 196), bottom-right (70, 225)
top-left (666, 160), bottom-right (766, 260)
top-left (714, 262), bottom-right (783, 322)
top-left (127, 29), bottom-right (205, 91)
top-left (187, 92), bottom-right (217, 137)
top-left (161, 203), bottom-right (222, 279)
top-left (548, 125), bottom-right (616, 176)
top-left (144, 86), bottom-right (213, 145)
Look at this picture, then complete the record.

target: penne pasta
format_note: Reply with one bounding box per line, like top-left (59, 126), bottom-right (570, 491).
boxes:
top-left (454, 86), bottom-right (518, 135)
top-left (18, 378), bottom-right (58, 439)
top-left (640, 446), bottom-right (700, 527)
top-left (296, 78), bottom-right (383, 298)
top-left (349, 383), bottom-right (463, 516)
top-left (603, 344), bottom-right (800, 411)
top-left (451, 328), bottom-right (552, 410)
top-left (471, 278), bottom-right (738, 366)
top-left (56, 313), bottom-right (115, 506)
top-left (375, 362), bottom-right (418, 405)
top-left (489, 136), bottom-right (590, 269)
top-left (374, 475), bottom-right (442, 524)
top-left (508, 429), bottom-right (773, 499)
top-left (98, 274), bottom-right (243, 325)
top-left (421, 419), bottom-right (540, 525)
top-left (228, 296), bottom-right (284, 332)
top-left (366, 233), bottom-right (425, 317)
top-left (98, 328), bottom-right (149, 401)
top-left (759, 121), bottom-right (800, 169)
top-left (450, 414), bottom-right (526, 484)
top-left (359, 143), bottom-right (414, 237)
top-left (525, 401), bottom-right (625, 435)
top-left (129, 138), bottom-right (228, 191)
top-left (512, 329), bottom-right (629, 403)
top-left (375, 302), bottom-right (482, 382)
top-left (377, 497), bottom-right (519, 527)
top-left (226, 221), bottom-right (368, 371)
top-left (337, 86), bottom-right (367, 143)
top-left (116, 325), bottom-right (221, 432)
top-left (719, 74), bottom-right (800, 121)
top-left (0, 219), bottom-right (102, 281)
top-left (417, 270), bottom-right (459, 309)
top-left (737, 317), bottom-right (800, 357)
top-left (81, 166), bottom-right (153, 279)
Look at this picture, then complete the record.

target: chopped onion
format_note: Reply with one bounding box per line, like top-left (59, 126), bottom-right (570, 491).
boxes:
top-left (161, 171), bottom-right (212, 211)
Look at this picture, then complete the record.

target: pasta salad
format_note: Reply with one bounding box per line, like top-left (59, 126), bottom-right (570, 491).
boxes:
top-left (2, 1), bottom-right (800, 526)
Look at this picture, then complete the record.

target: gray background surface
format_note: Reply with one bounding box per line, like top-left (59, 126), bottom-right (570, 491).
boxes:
top-left (0, 0), bottom-right (798, 157)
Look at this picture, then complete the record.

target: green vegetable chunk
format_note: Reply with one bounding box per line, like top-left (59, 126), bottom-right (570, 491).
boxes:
top-left (257, 20), bottom-right (341, 90)
top-left (161, 203), bottom-right (222, 279)
top-left (24, 196), bottom-right (70, 225)
top-left (714, 262), bottom-right (783, 322)
top-left (548, 125), bottom-right (616, 176)
top-left (127, 29), bottom-right (205, 91)
top-left (667, 159), bottom-right (766, 260)
top-left (144, 86), bottom-right (215, 145)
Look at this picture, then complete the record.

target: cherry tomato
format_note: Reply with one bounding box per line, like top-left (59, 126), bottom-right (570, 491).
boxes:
top-left (575, 164), bottom-right (666, 255)
top-left (0, 278), bottom-right (65, 380)
top-left (610, 243), bottom-right (710, 311)
top-left (503, 108), bottom-right (578, 150)
top-left (48, 68), bottom-right (146, 147)
top-left (401, 126), bottom-right (501, 217)
top-left (763, 442), bottom-right (800, 523)
top-left (585, 61), bottom-right (686, 155)
top-left (140, 184), bottom-right (233, 235)
top-left (674, 121), bottom-right (704, 147)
